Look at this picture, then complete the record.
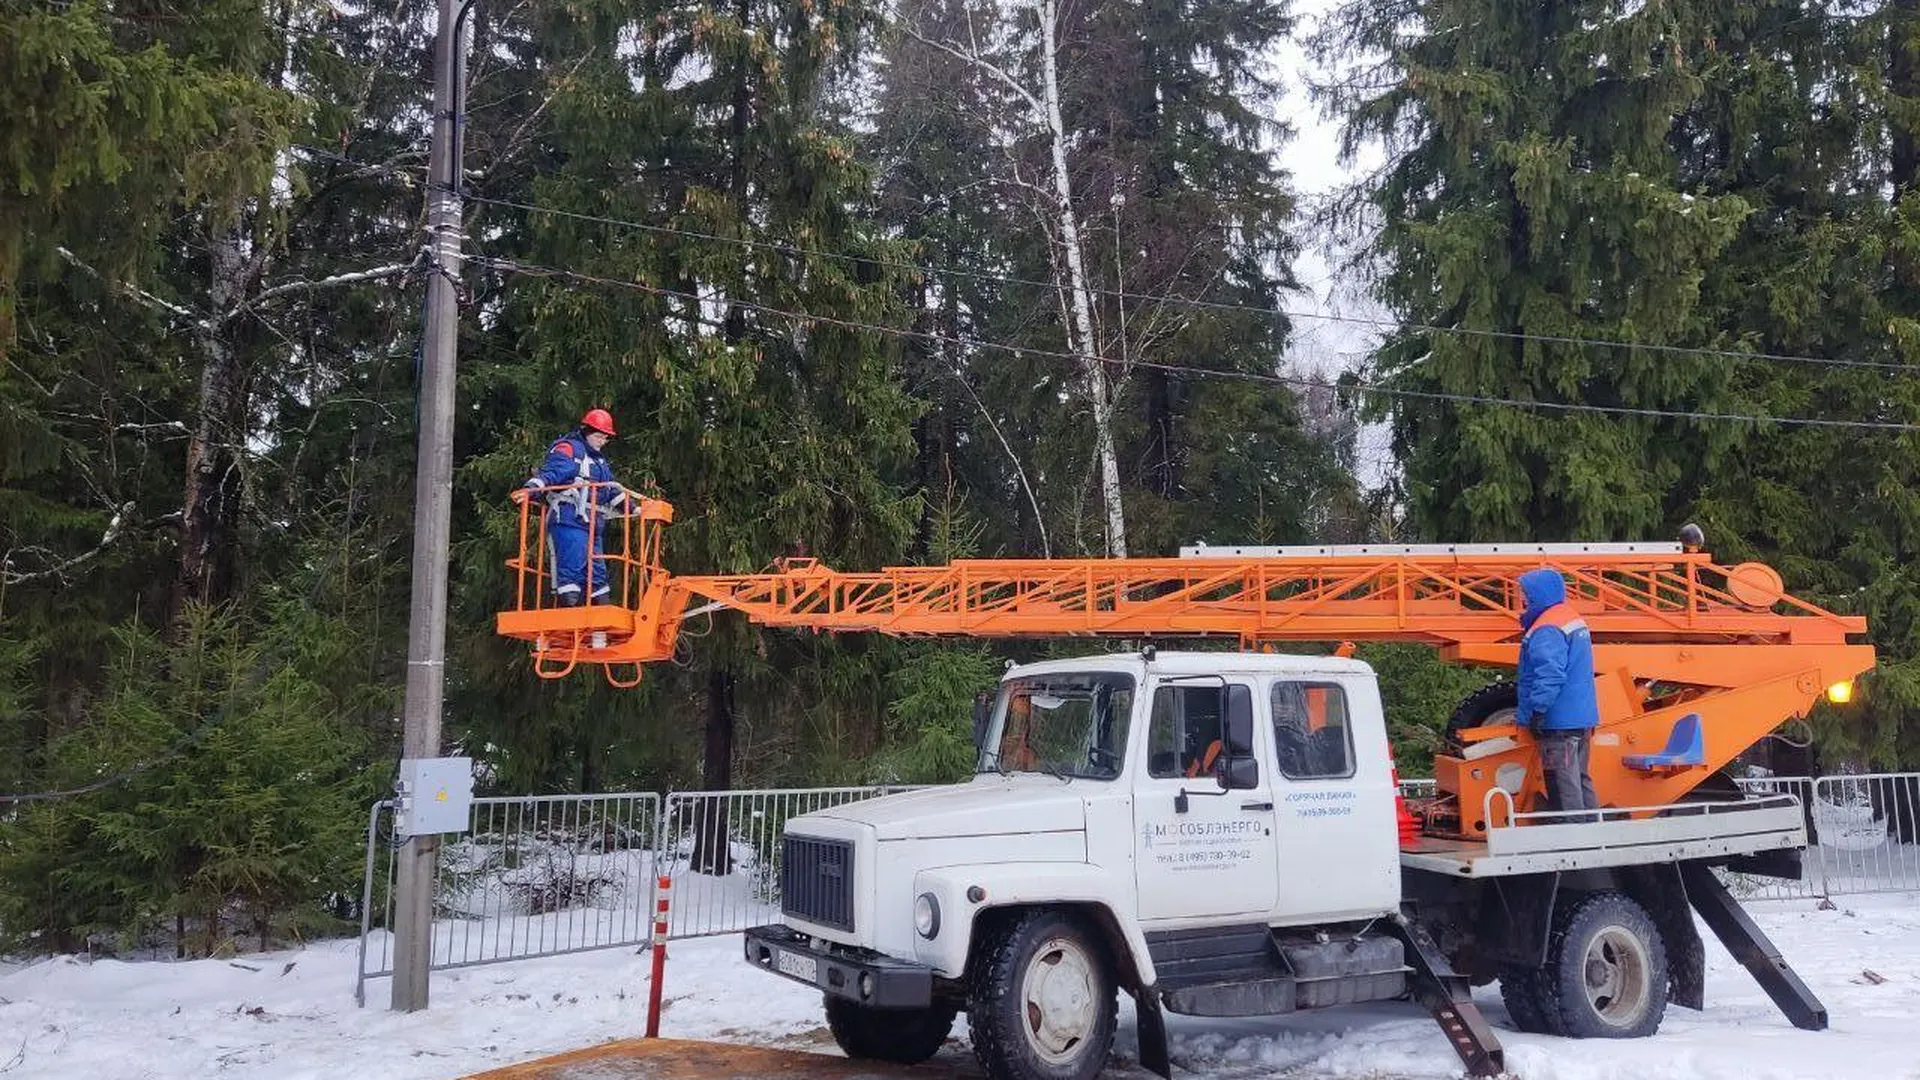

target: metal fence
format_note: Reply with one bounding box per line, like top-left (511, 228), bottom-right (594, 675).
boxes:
top-left (356, 791), bottom-right (661, 1005)
top-left (354, 785), bottom-right (913, 1003)
top-left (1719, 776), bottom-right (1823, 901)
top-left (1708, 775), bottom-right (1920, 902)
top-left (357, 772), bottom-right (1920, 1002)
top-left (652, 786), bottom-right (926, 940)
top-left (1808, 773), bottom-right (1920, 895)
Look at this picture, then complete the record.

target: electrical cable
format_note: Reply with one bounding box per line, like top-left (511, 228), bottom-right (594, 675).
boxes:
top-left (466, 254), bottom-right (1920, 432)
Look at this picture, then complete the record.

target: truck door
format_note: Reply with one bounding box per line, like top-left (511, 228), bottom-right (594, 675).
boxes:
top-left (1264, 678), bottom-right (1401, 923)
top-left (1133, 679), bottom-right (1281, 923)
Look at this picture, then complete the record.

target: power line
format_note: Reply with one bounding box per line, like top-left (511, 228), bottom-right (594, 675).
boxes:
top-left (467, 254), bottom-right (1920, 432)
top-left (286, 145), bottom-right (1920, 375)
top-left (283, 146), bottom-right (1920, 375)
top-left (460, 191), bottom-right (1919, 375)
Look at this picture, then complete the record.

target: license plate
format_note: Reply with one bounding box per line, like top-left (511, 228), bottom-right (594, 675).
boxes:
top-left (775, 948), bottom-right (819, 983)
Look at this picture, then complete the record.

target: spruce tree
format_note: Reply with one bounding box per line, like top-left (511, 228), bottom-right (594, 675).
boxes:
top-left (448, 0), bottom-right (922, 809)
top-left (1674, 2), bottom-right (1920, 767)
top-left (1323, 0), bottom-right (1920, 766)
top-left (1319, 0), bottom-right (1751, 541)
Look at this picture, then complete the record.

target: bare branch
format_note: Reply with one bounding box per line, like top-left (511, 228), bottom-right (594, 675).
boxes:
top-left (234, 260), bottom-right (416, 319)
top-left (2, 501), bottom-right (137, 586)
top-left (900, 24), bottom-right (1044, 116)
top-left (948, 365), bottom-right (1051, 558)
top-left (481, 49), bottom-right (599, 183)
top-left (56, 248), bottom-right (204, 325)
top-left (117, 420), bottom-right (193, 438)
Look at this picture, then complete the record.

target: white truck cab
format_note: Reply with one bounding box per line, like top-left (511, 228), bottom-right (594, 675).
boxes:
top-left (742, 649), bottom-right (1826, 1080)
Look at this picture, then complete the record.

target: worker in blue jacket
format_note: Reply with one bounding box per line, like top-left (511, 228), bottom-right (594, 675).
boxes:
top-left (1517, 567), bottom-right (1600, 819)
top-left (521, 408), bottom-right (629, 606)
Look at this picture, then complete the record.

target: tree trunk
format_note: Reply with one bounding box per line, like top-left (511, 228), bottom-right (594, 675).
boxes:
top-left (578, 733), bottom-right (600, 793)
top-left (171, 231), bottom-right (252, 634)
top-left (911, 280), bottom-right (957, 559)
top-left (1144, 369), bottom-right (1177, 499)
top-left (690, 0), bottom-right (752, 877)
top-left (1037, 0), bottom-right (1126, 556)
top-left (690, 666), bottom-right (737, 875)
top-left (1894, 0), bottom-right (1919, 198)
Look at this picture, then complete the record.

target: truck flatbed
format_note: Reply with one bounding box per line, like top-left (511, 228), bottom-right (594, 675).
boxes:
top-left (1400, 794), bottom-right (1806, 878)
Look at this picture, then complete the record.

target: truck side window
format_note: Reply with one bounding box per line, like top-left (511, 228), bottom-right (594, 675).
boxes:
top-left (1271, 682), bottom-right (1354, 780)
top-left (1147, 685), bottom-right (1226, 779)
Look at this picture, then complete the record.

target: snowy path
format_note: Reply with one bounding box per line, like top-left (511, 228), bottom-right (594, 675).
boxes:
top-left (1, 895), bottom-right (1915, 1080)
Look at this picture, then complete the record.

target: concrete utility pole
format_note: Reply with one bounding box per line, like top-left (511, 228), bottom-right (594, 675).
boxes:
top-left (393, 0), bottom-right (469, 1012)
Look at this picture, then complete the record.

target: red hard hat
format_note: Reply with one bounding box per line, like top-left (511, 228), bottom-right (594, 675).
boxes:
top-left (581, 408), bottom-right (616, 436)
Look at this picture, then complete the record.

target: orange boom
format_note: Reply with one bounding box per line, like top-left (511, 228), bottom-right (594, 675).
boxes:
top-left (496, 486), bottom-right (1873, 838)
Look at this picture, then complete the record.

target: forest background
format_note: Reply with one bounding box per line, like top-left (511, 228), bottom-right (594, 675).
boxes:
top-left (4, 0), bottom-right (1919, 955)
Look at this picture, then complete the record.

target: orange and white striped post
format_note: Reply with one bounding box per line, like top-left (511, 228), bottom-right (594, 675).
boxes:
top-left (645, 875), bottom-right (671, 1037)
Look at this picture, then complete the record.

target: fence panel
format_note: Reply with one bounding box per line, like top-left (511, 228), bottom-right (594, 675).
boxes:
top-left (354, 799), bottom-right (398, 1005)
top-left (1720, 776), bottom-right (1825, 901)
top-left (654, 786), bottom-right (926, 939)
top-left (1398, 777), bottom-right (1437, 799)
top-left (1811, 773), bottom-right (1920, 896)
top-left (356, 791), bottom-right (661, 1005)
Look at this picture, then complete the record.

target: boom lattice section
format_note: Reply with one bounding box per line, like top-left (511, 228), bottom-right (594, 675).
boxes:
top-left (670, 553), bottom-right (1861, 647)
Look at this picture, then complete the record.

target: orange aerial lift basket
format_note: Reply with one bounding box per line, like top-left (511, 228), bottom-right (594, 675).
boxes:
top-left (497, 488), bottom-right (1875, 838)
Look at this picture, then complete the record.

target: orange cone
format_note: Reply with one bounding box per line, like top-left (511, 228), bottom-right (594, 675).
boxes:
top-left (1389, 746), bottom-right (1421, 848)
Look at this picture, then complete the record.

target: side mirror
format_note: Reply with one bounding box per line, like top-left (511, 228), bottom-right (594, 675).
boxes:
top-left (1216, 685), bottom-right (1258, 790)
top-left (1218, 756), bottom-right (1260, 791)
top-left (1222, 685), bottom-right (1254, 755)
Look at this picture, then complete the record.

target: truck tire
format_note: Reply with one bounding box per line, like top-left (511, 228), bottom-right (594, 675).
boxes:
top-left (1446, 681), bottom-right (1519, 753)
top-left (823, 995), bottom-right (956, 1064)
top-left (967, 909), bottom-right (1117, 1080)
top-left (1539, 891), bottom-right (1668, 1038)
top-left (1497, 966), bottom-right (1564, 1035)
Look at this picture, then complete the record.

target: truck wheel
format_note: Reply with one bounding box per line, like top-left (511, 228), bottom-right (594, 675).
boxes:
top-left (968, 910), bottom-right (1117, 1080)
top-left (1540, 891), bottom-right (1669, 1038)
top-left (1497, 966), bottom-right (1563, 1035)
top-left (1446, 681), bottom-right (1519, 753)
top-left (823, 995), bottom-right (956, 1064)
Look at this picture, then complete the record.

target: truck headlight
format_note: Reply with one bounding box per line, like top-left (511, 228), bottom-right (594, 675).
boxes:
top-left (913, 892), bottom-right (941, 939)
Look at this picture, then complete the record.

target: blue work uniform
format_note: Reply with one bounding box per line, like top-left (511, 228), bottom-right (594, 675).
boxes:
top-left (524, 431), bottom-right (627, 603)
top-left (1517, 568), bottom-right (1601, 816)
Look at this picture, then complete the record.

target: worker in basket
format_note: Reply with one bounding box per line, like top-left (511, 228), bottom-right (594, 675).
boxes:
top-left (1517, 567), bottom-right (1601, 821)
top-left (519, 408), bottom-right (631, 607)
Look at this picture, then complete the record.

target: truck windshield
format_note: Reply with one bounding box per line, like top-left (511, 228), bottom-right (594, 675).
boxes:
top-left (979, 673), bottom-right (1135, 781)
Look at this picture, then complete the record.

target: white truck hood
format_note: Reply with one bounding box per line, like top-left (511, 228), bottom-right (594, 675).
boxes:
top-left (809, 776), bottom-right (1087, 841)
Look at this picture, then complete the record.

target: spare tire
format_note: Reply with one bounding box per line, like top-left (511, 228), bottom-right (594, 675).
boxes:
top-left (1445, 681), bottom-right (1519, 754)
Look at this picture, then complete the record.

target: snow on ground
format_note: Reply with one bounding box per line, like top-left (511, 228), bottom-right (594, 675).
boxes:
top-left (1, 894), bottom-right (1917, 1080)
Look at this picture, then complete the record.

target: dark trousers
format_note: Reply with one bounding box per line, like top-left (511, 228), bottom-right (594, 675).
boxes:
top-left (1537, 729), bottom-right (1599, 821)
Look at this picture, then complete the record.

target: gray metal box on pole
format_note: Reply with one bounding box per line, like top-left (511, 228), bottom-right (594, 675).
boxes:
top-left (396, 757), bottom-right (475, 838)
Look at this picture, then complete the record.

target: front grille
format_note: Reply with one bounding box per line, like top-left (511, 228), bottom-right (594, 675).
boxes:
top-left (780, 834), bottom-right (855, 932)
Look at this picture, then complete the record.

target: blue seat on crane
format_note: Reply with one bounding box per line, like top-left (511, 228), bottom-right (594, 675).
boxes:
top-left (1624, 713), bottom-right (1705, 772)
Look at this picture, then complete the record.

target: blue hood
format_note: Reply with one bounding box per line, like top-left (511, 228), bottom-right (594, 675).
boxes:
top-left (1519, 569), bottom-right (1565, 629)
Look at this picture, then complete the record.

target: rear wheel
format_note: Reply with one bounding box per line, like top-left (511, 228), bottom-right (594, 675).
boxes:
top-left (968, 909), bottom-right (1117, 1080)
top-left (824, 995), bottom-right (956, 1064)
top-left (1539, 891), bottom-right (1668, 1038)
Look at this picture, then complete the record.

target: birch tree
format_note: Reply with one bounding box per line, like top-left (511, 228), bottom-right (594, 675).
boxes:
top-left (900, 0), bottom-right (1129, 556)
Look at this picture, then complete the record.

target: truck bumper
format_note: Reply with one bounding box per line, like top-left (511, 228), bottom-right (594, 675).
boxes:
top-left (742, 924), bottom-right (934, 1008)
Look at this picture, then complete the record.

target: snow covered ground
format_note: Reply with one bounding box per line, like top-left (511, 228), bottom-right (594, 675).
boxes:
top-left (2, 894), bottom-right (1917, 1080)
